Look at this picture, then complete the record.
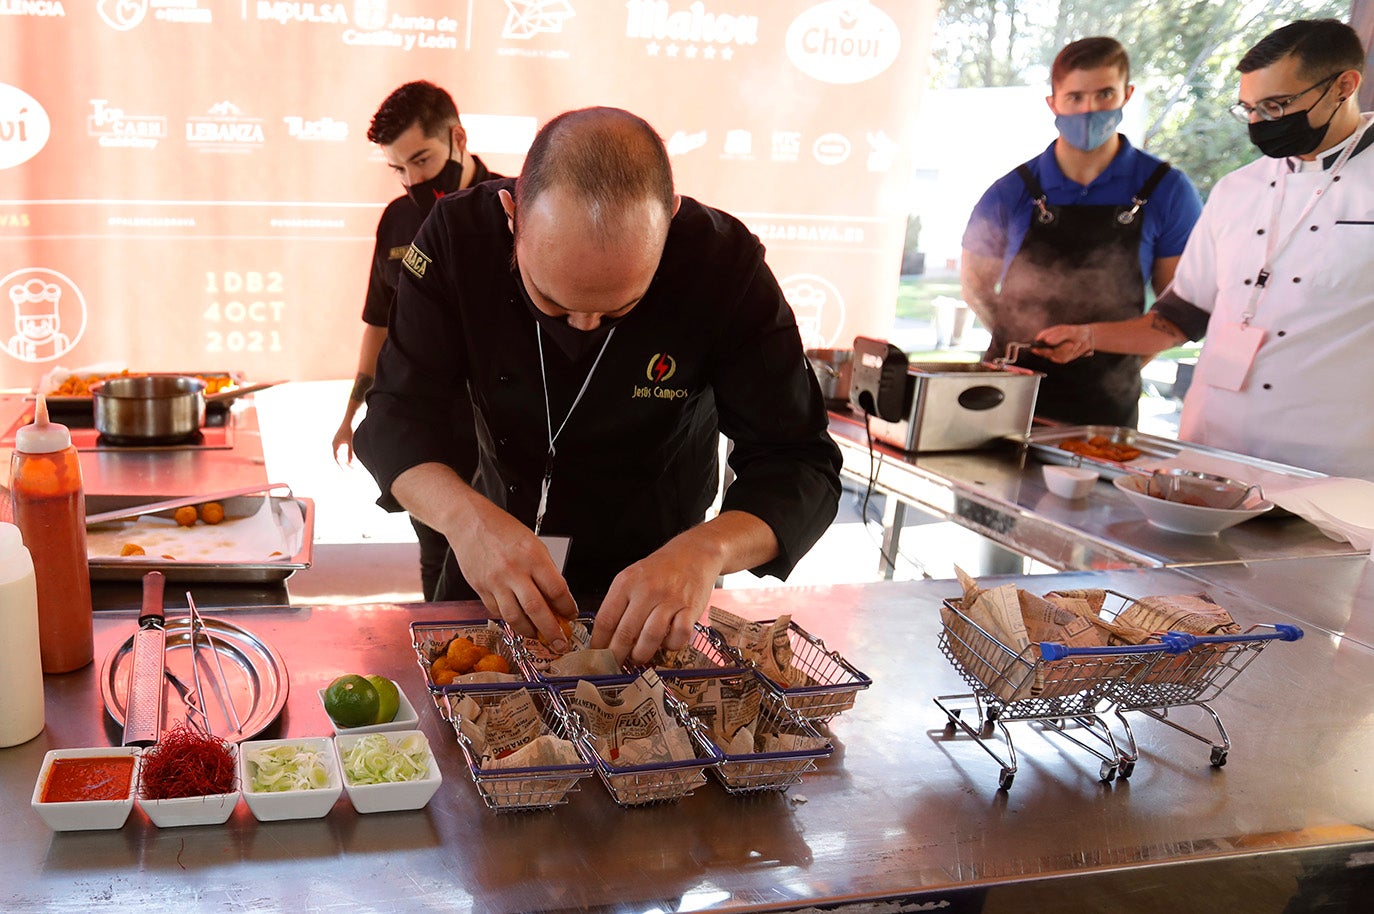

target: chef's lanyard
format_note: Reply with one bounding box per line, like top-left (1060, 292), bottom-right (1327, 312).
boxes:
top-left (1244, 118), bottom-right (1371, 326)
top-left (533, 324), bottom-right (617, 535)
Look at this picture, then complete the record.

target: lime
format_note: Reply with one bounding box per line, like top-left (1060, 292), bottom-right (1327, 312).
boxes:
top-left (324, 674), bottom-right (379, 728)
top-left (365, 675), bottom-right (400, 724)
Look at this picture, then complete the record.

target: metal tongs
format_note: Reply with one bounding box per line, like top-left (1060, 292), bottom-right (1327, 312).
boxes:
top-left (1141, 468), bottom-right (1263, 510)
top-left (991, 340), bottom-right (1064, 369)
top-left (180, 592), bottom-right (244, 738)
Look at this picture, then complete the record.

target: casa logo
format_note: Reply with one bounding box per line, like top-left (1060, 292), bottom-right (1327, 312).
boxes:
top-left (256, 1), bottom-right (347, 25)
top-left (1, 268), bottom-right (87, 364)
top-left (402, 244), bottom-right (431, 279)
top-left (812, 132), bottom-right (851, 165)
top-left (0, 84), bottom-right (50, 171)
top-left (0, 0), bottom-right (66, 18)
top-left (502, 0), bottom-right (575, 40)
top-left (625, 0), bottom-right (759, 61)
top-left (186, 101), bottom-right (265, 153)
top-left (782, 273), bottom-right (846, 349)
top-left (786, 0), bottom-right (900, 85)
top-left (99, 0), bottom-right (211, 27)
top-left (283, 115), bottom-right (349, 142)
top-left (88, 98), bottom-right (167, 150)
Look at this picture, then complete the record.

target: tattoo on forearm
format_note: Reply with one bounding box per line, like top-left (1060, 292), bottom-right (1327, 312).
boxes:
top-left (1149, 313), bottom-right (1185, 343)
top-left (350, 372), bottom-right (374, 402)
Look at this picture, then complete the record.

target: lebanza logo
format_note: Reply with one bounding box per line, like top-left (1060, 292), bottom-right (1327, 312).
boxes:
top-left (0, 84), bottom-right (51, 170)
top-left (2, 268), bottom-right (87, 363)
top-left (402, 244), bottom-right (431, 278)
top-left (786, 1), bottom-right (900, 85)
top-left (646, 352), bottom-right (676, 382)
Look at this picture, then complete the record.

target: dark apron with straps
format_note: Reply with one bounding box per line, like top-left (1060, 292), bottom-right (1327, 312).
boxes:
top-left (990, 161), bottom-right (1172, 427)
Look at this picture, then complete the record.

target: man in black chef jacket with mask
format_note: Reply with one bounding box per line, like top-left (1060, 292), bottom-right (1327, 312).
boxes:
top-left (355, 107), bottom-right (842, 663)
top-left (333, 81), bottom-right (501, 600)
top-left (961, 37), bottom-right (1203, 426)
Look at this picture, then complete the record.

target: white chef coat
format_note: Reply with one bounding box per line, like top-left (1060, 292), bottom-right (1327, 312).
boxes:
top-left (1172, 113), bottom-right (1374, 479)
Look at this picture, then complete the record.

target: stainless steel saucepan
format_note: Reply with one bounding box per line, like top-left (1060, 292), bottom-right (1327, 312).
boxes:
top-left (89, 376), bottom-right (286, 444)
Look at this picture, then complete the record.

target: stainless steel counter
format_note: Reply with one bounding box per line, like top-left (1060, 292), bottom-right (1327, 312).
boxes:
top-left (0, 393), bottom-right (270, 497)
top-left (4, 569), bottom-right (1371, 912)
top-left (829, 410), bottom-right (1367, 573)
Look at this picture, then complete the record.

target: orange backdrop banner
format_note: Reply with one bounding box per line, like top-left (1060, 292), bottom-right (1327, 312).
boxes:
top-left (0, 1), bottom-right (936, 387)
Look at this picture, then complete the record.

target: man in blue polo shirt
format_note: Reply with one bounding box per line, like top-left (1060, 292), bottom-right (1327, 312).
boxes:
top-left (960, 36), bottom-right (1203, 426)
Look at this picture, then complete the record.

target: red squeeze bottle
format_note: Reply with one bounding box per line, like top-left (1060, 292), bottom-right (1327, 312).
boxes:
top-left (9, 395), bottom-right (93, 673)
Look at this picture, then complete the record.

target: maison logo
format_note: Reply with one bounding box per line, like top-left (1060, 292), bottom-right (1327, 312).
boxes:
top-left (2, 268), bottom-right (87, 364)
top-left (781, 273), bottom-right (846, 348)
top-left (88, 98), bottom-right (166, 150)
top-left (0, 83), bottom-right (50, 170)
top-left (625, 0), bottom-right (759, 61)
top-left (186, 101), bottom-right (265, 153)
top-left (785, 0), bottom-right (900, 85)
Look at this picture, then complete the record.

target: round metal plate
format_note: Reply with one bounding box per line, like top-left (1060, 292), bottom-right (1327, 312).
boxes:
top-left (100, 616), bottom-right (289, 744)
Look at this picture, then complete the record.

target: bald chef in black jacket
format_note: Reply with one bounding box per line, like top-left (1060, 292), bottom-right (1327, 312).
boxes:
top-left (356, 107), bottom-right (842, 664)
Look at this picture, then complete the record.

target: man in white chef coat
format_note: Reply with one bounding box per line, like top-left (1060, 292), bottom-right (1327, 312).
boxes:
top-left (1035, 18), bottom-right (1374, 479)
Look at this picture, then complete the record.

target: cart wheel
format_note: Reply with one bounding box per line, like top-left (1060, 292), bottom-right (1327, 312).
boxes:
top-left (1118, 761), bottom-right (1135, 779)
top-left (1099, 762), bottom-right (1118, 783)
top-left (998, 769), bottom-right (1015, 791)
top-left (1210, 747), bottom-right (1228, 768)
top-left (987, 706), bottom-right (1001, 723)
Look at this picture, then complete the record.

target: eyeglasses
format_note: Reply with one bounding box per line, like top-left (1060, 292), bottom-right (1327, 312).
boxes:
top-left (1228, 72), bottom-right (1340, 123)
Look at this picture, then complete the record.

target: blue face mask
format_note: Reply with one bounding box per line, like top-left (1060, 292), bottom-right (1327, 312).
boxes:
top-left (1054, 108), bottom-right (1123, 152)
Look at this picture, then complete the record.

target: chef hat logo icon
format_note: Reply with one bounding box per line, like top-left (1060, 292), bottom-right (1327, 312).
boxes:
top-left (3, 268), bottom-right (87, 363)
top-left (646, 353), bottom-right (677, 383)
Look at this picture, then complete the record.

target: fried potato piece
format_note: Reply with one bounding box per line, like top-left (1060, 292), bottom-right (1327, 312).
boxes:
top-left (445, 637), bottom-right (486, 674)
top-left (120, 543), bottom-right (146, 556)
top-left (198, 501), bottom-right (225, 524)
top-left (432, 669), bottom-right (458, 686)
top-left (473, 653), bottom-right (511, 674)
top-left (174, 506), bottom-right (198, 527)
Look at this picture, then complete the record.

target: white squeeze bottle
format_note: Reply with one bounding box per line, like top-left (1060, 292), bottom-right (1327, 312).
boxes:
top-left (0, 521), bottom-right (44, 747)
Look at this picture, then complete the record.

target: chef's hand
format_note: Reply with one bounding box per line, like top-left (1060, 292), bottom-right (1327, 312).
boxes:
top-left (591, 535), bottom-right (721, 665)
top-left (1034, 324), bottom-right (1095, 363)
top-left (446, 499), bottom-right (578, 651)
top-left (331, 418), bottom-right (355, 465)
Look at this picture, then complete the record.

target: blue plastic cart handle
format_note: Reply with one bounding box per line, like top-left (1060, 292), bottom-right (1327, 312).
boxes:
top-left (1040, 624), bottom-right (1302, 662)
top-left (1160, 624), bottom-right (1304, 652)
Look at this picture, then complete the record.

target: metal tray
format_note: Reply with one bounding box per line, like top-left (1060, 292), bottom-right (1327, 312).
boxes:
top-left (1023, 425), bottom-right (1325, 482)
top-left (86, 495), bottom-right (314, 583)
top-left (100, 615), bottom-right (290, 744)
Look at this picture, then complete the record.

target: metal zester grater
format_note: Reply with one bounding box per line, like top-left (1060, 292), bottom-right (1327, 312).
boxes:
top-left (122, 571), bottom-right (166, 747)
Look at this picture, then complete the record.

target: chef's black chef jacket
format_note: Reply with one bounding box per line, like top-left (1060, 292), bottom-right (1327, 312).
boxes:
top-left (355, 179), bottom-right (843, 601)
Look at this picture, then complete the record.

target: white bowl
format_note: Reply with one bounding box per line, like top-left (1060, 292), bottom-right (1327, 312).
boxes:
top-left (334, 730), bottom-right (442, 814)
top-left (317, 679), bottom-right (420, 736)
top-left (239, 737), bottom-right (343, 822)
top-left (1113, 474), bottom-right (1273, 535)
top-left (31, 747), bottom-right (138, 831)
top-left (1043, 465), bottom-right (1100, 499)
top-left (137, 742), bottom-right (240, 827)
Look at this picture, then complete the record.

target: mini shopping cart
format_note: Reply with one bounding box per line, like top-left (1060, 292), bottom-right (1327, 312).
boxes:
top-left (935, 593), bottom-right (1303, 790)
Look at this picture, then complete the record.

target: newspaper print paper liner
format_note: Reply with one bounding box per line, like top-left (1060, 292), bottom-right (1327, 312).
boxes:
top-left (440, 686), bottom-right (595, 812)
top-left (551, 677), bottom-right (723, 807)
top-left (662, 670), bottom-right (832, 794)
top-left (409, 621), bottom-right (527, 699)
top-left (705, 620), bottom-right (872, 724)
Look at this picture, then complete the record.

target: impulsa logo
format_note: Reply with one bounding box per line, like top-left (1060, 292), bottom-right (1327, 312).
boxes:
top-left (0, 83), bottom-right (51, 170)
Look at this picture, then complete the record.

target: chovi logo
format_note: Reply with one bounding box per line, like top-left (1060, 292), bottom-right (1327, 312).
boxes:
top-left (2, 268), bottom-right (88, 363)
top-left (785, 1), bottom-right (900, 85)
top-left (646, 352), bottom-right (677, 383)
top-left (0, 84), bottom-right (51, 171)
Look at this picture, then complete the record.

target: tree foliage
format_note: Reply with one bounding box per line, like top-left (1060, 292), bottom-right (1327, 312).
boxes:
top-left (931, 0), bottom-right (1352, 194)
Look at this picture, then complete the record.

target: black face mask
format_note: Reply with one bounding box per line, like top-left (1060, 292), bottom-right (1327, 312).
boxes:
top-left (406, 150), bottom-right (464, 216)
top-left (514, 270), bottom-right (619, 361)
top-left (1248, 90), bottom-right (1342, 159)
